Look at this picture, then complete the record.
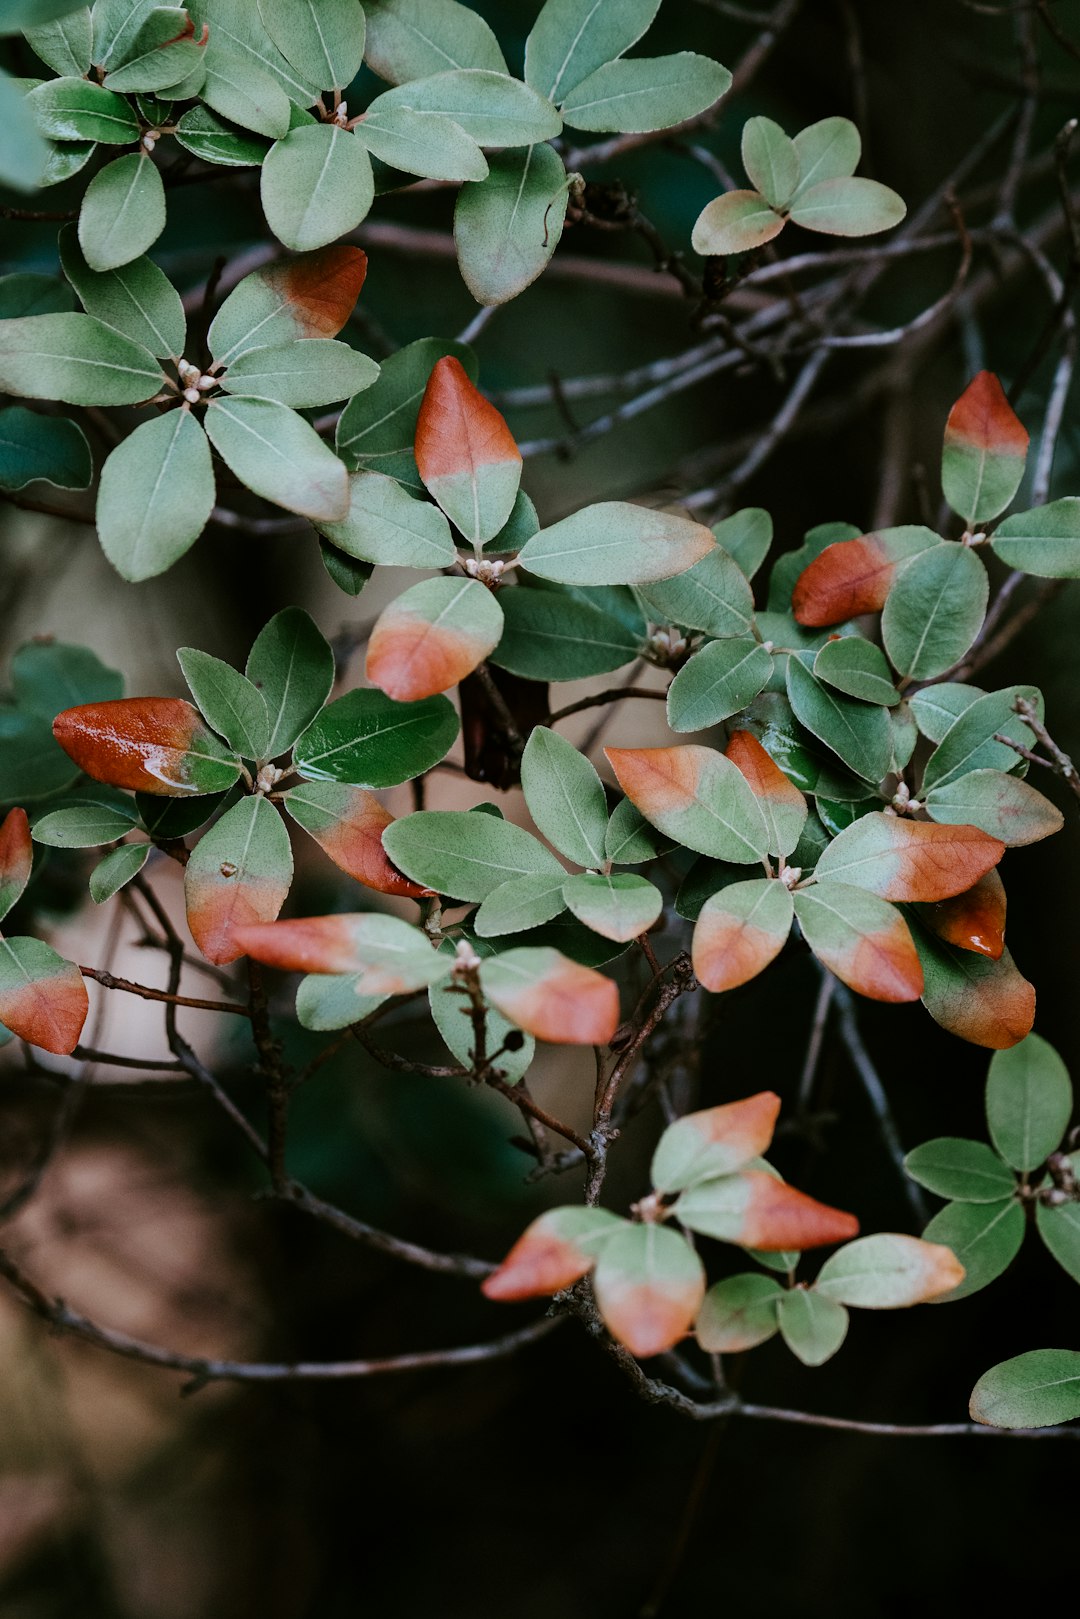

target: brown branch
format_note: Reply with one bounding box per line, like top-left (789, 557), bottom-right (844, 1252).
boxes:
top-left (547, 687), bottom-right (668, 723)
top-left (79, 966), bottom-right (248, 1016)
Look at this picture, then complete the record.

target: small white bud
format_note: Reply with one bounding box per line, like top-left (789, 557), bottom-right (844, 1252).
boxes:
top-left (197, 374), bottom-right (216, 390)
top-left (183, 386), bottom-right (200, 404)
top-left (452, 938), bottom-right (482, 975)
top-left (780, 865), bottom-right (802, 890)
top-left (141, 132), bottom-right (158, 152)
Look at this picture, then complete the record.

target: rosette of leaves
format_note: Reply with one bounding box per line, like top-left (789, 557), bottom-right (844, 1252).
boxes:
top-left (480, 1091), bottom-right (962, 1359)
top-left (692, 115), bottom-right (906, 257)
top-left (904, 1033), bottom-right (1078, 1300)
top-left (0, 244), bottom-right (377, 580)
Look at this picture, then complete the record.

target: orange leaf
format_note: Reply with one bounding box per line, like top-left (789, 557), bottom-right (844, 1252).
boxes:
top-left (481, 1208), bottom-right (621, 1301)
top-left (920, 869), bottom-right (1006, 960)
top-left (0, 940), bottom-right (88, 1055)
top-left (815, 812), bottom-right (1005, 902)
top-left (285, 785), bottom-right (429, 899)
top-left (737, 1170), bottom-right (860, 1250)
top-left (0, 807), bottom-right (33, 919)
top-left (415, 356), bottom-right (521, 546)
top-left (725, 729), bottom-right (804, 814)
top-left (791, 532), bottom-right (937, 626)
top-left (478, 947), bottom-right (620, 1045)
top-left (945, 370), bottom-right (1029, 458)
top-left (275, 245), bottom-right (367, 337)
top-left (231, 915), bottom-right (369, 975)
top-left (651, 1091), bottom-right (781, 1193)
top-left (52, 698), bottom-right (240, 796)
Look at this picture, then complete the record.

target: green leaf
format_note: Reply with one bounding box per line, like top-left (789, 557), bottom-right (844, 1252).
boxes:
top-left (562, 871), bottom-right (662, 942)
top-left (519, 502), bottom-right (714, 586)
top-left (59, 227), bottom-right (185, 358)
top-left (257, 0), bottom-right (365, 90)
top-left (712, 507), bottom-right (771, 580)
top-left (695, 1273), bottom-right (783, 1353)
top-left (190, 0), bottom-right (318, 105)
top-left (174, 103), bottom-right (270, 166)
top-left (246, 607), bottom-right (334, 757)
top-left (1035, 1180), bottom-right (1080, 1285)
top-left (27, 75), bottom-right (139, 142)
top-left (921, 685), bottom-right (1043, 791)
top-left (691, 190), bottom-right (783, 256)
top-left (474, 872), bottom-right (568, 937)
top-left (40, 136), bottom-right (97, 189)
top-left (881, 542), bottom-right (988, 682)
top-left (76, 152), bottom-right (166, 273)
top-left (0, 70), bottom-right (49, 191)
top-left (336, 337), bottom-right (477, 489)
top-left (222, 339), bottom-right (378, 408)
top-left (986, 1034), bottom-right (1073, 1171)
top-left (790, 116), bottom-right (861, 202)
top-left (491, 583), bottom-right (643, 680)
top-left (813, 636), bottom-right (899, 705)
top-left (31, 800), bottom-right (137, 847)
top-left (363, 0), bottom-right (507, 84)
top-left (89, 840), bottom-right (148, 902)
top-left (636, 545), bottom-right (754, 640)
top-left (368, 71), bottom-right (562, 148)
top-left (815, 1232), bottom-right (966, 1307)
top-left (454, 144), bottom-right (568, 306)
top-left (0, 407), bottom-right (90, 492)
top-left (204, 395), bottom-right (348, 522)
top-left (970, 1349), bottom-right (1080, 1430)
top-left (559, 51), bottom-right (729, 133)
top-left (924, 769), bottom-right (1063, 847)
top-left (0, 313), bottom-right (162, 407)
top-left (317, 470), bottom-right (456, 568)
top-left (357, 104), bottom-right (488, 181)
top-left (24, 9), bottom-right (92, 75)
top-left (908, 681), bottom-right (985, 743)
top-left (0, 273), bottom-right (75, 318)
top-left (904, 1138), bottom-right (1016, 1203)
top-left (525, 0), bottom-right (660, 102)
top-left (13, 640), bottom-right (122, 715)
top-left (296, 972), bottom-right (384, 1031)
top-left (667, 638), bottom-right (772, 734)
top-left (785, 656), bottom-right (893, 783)
top-left (177, 649), bottom-right (269, 760)
top-left (604, 797), bottom-right (671, 866)
top-left (319, 541), bottom-right (372, 596)
top-left (91, 0), bottom-right (162, 66)
top-left (777, 1289), bottom-right (849, 1366)
top-left (200, 50), bottom-right (292, 138)
top-left (921, 1198), bottom-right (1024, 1300)
top-left (137, 790), bottom-right (226, 839)
top-left (97, 408), bottom-right (214, 581)
top-left (261, 124), bottom-right (374, 251)
top-left (293, 691), bottom-right (459, 789)
top-left (102, 6), bottom-right (207, 92)
top-left (384, 810), bottom-right (563, 901)
top-left (741, 115), bottom-right (798, 210)
top-left (521, 725), bottom-right (608, 867)
top-left (788, 176), bottom-right (905, 236)
top-left (990, 497), bottom-right (1080, 578)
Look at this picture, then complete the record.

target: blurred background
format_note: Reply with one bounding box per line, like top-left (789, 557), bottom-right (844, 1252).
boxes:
top-left (2, 1), bottom-right (1080, 1613)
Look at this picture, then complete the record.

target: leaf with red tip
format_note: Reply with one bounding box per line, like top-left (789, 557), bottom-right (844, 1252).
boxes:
top-left (914, 927), bottom-right (1034, 1048)
top-left (592, 1223), bottom-right (706, 1358)
top-left (724, 729), bottom-right (807, 857)
top-left (651, 1091), bottom-right (782, 1194)
top-left (814, 812), bottom-right (1004, 902)
top-left (604, 745), bottom-right (768, 864)
top-left (942, 371), bottom-right (1029, 526)
top-left (792, 525), bottom-right (940, 627)
top-left (0, 808), bottom-right (33, 923)
top-left (233, 912), bottom-right (451, 995)
top-left (366, 577), bottom-right (504, 701)
top-left (208, 245), bottom-right (368, 366)
top-left (184, 796), bottom-right (293, 965)
top-left (692, 878), bottom-right (793, 995)
top-left (0, 936), bottom-right (88, 1055)
top-left (478, 946), bottom-right (619, 1045)
top-left (816, 1233), bottom-right (965, 1307)
top-left (675, 1168), bottom-right (860, 1251)
top-left (414, 355), bottom-right (521, 547)
top-left (794, 880), bottom-right (923, 1002)
top-left (283, 782), bottom-right (429, 899)
top-left (919, 869), bottom-right (1006, 960)
top-left (481, 1207), bottom-right (624, 1301)
top-left (52, 698), bottom-right (242, 796)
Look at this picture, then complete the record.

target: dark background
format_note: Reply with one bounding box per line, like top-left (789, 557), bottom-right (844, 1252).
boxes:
top-left (1, 2), bottom-right (1079, 1614)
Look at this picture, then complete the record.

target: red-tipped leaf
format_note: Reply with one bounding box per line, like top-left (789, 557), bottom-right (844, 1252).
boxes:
top-left (676, 1168), bottom-right (860, 1251)
top-left (415, 356), bottom-right (522, 547)
top-left (184, 796), bottom-right (293, 965)
top-left (942, 371), bottom-right (1029, 526)
top-left (0, 937), bottom-right (88, 1055)
top-left (724, 729), bottom-right (807, 857)
top-left (794, 881), bottom-right (924, 1003)
top-left (792, 528), bottom-right (939, 626)
top-left (283, 782), bottom-right (429, 899)
top-left (478, 947), bottom-right (619, 1045)
top-left (692, 878), bottom-right (793, 994)
top-left (814, 812), bottom-right (1004, 902)
top-left (920, 869), bottom-right (1006, 960)
top-left (234, 912), bottom-right (448, 995)
top-left (592, 1223), bottom-right (706, 1358)
top-left (0, 808), bottom-right (33, 923)
top-left (481, 1207), bottom-right (623, 1301)
top-left (53, 698), bottom-right (242, 796)
top-left (366, 577), bottom-right (504, 701)
top-left (651, 1091), bottom-right (782, 1193)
